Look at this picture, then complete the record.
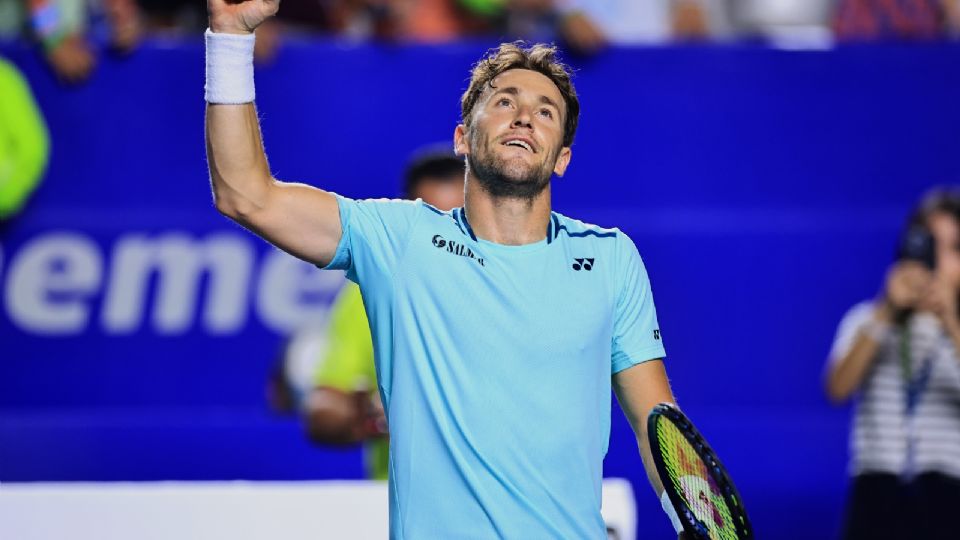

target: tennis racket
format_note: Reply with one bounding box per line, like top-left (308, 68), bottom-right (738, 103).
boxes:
top-left (647, 403), bottom-right (753, 540)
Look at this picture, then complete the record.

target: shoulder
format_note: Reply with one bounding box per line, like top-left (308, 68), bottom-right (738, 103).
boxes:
top-left (553, 212), bottom-right (643, 262)
top-left (840, 301), bottom-right (876, 327)
top-left (338, 195), bottom-right (422, 214)
top-left (551, 212), bottom-right (621, 242)
top-left (552, 214), bottom-right (648, 284)
top-left (356, 197), bottom-right (456, 222)
top-left (831, 301), bottom-right (877, 345)
top-left (335, 195), bottom-right (451, 230)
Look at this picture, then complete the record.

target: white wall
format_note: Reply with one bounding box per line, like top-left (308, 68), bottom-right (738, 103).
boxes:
top-left (0, 479), bottom-right (636, 539)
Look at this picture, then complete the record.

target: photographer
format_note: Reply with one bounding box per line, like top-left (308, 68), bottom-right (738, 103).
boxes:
top-left (825, 188), bottom-right (960, 540)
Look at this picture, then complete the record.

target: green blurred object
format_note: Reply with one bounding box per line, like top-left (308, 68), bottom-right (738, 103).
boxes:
top-left (314, 282), bottom-right (388, 481)
top-left (458, 0), bottom-right (506, 16)
top-left (0, 58), bottom-right (50, 220)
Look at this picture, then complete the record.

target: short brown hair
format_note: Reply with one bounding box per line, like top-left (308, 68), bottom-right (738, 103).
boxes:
top-left (460, 42), bottom-right (580, 148)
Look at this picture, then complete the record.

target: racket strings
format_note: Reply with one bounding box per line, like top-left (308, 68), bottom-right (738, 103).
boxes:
top-left (656, 420), bottom-right (739, 540)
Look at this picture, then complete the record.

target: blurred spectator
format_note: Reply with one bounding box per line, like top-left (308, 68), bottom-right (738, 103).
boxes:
top-left (136, 0), bottom-right (204, 33)
top-left (358, 0), bottom-right (490, 42)
top-left (0, 0), bottom-right (94, 82)
top-left (267, 147), bottom-right (464, 480)
top-left (138, 0), bottom-right (275, 60)
top-left (478, 0), bottom-right (558, 45)
top-left (0, 57), bottom-right (49, 221)
top-left (101, 0), bottom-right (142, 51)
top-left (555, 0), bottom-right (731, 54)
top-left (731, 0), bottom-right (833, 45)
top-left (825, 188), bottom-right (960, 540)
top-left (9, 0), bottom-right (959, 55)
top-left (0, 0), bottom-right (141, 83)
top-left (833, 0), bottom-right (960, 41)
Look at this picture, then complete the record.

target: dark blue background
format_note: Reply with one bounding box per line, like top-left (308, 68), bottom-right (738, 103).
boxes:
top-left (2, 39), bottom-right (959, 539)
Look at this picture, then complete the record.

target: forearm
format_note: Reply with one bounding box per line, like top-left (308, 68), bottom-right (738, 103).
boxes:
top-left (205, 102), bottom-right (274, 219)
top-left (825, 304), bottom-right (890, 402)
top-left (638, 426), bottom-right (665, 496)
top-left (202, 1), bottom-right (342, 264)
top-left (612, 361), bottom-right (674, 495)
top-left (612, 362), bottom-right (683, 536)
top-left (304, 388), bottom-right (366, 445)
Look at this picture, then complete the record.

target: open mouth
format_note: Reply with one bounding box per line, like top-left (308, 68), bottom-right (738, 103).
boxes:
top-left (502, 139), bottom-right (534, 153)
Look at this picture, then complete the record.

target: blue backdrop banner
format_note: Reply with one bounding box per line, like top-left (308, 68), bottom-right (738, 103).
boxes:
top-left (2, 40), bottom-right (959, 539)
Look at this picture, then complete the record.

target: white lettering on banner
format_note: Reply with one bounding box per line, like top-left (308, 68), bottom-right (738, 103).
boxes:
top-left (257, 249), bottom-right (344, 334)
top-left (0, 231), bottom-right (344, 336)
top-left (102, 233), bottom-right (253, 335)
top-left (4, 233), bottom-right (103, 334)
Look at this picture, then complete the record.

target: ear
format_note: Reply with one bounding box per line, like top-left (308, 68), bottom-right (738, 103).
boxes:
top-left (454, 124), bottom-right (470, 157)
top-left (553, 147), bottom-right (572, 177)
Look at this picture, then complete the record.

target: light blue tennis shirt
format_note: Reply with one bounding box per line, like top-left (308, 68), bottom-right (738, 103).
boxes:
top-left (325, 195), bottom-right (666, 539)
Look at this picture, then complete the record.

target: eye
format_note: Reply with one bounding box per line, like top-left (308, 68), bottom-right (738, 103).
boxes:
top-left (497, 98), bottom-right (513, 107)
top-left (538, 108), bottom-right (554, 119)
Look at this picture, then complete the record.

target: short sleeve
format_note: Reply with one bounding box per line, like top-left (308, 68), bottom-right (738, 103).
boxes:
top-left (314, 282), bottom-right (377, 391)
top-left (828, 302), bottom-right (875, 365)
top-left (611, 233), bottom-right (666, 374)
top-left (323, 195), bottom-right (423, 285)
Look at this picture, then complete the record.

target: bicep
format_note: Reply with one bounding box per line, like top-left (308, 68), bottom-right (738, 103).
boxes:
top-left (238, 180), bottom-right (343, 266)
top-left (612, 359), bottom-right (675, 433)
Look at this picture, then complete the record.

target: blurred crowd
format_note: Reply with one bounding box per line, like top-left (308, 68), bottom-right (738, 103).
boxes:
top-left (1, 0), bottom-right (960, 83)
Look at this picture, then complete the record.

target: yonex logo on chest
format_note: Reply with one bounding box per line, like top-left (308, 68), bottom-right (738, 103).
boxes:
top-left (432, 235), bottom-right (485, 267)
top-left (572, 258), bottom-right (595, 271)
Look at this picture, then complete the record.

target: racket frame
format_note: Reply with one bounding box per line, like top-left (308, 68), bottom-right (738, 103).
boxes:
top-left (647, 403), bottom-right (753, 540)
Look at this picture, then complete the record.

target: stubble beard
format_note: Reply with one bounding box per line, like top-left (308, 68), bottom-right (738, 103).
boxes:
top-left (467, 126), bottom-right (556, 203)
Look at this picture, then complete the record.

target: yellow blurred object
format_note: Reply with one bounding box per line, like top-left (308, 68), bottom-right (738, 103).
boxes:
top-left (0, 58), bottom-right (50, 220)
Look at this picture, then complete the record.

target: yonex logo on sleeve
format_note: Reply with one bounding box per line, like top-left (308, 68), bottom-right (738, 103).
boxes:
top-left (572, 258), bottom-right (594, 271)
top-left (654, 329), bottom-right (661, 340)
top-left (431, 234), bottom-right (485, 267)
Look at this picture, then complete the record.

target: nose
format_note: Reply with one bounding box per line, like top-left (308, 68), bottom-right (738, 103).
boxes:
top-left (512, 106), bottom-right (533, 130)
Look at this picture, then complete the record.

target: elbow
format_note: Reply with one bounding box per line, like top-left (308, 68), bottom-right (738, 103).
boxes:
top-left (824, 371), bottom-right (851, 405)
top-left (213, 193), bottom-right (246, 222)
top-left (213, 193), bottom-right (237, 219)
top-left (211, 176), bottom-right (270, 223)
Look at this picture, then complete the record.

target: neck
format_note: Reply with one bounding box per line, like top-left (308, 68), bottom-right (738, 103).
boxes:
top-left (463, 174), bottom-right (552, 245)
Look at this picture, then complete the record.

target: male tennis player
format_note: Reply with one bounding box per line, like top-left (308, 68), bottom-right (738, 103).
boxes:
top-left (204, 1), bottom-right (684, 537)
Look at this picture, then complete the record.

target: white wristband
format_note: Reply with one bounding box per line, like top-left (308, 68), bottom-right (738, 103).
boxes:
top-left (661, 490), bottom-right (684, 534)
top-left (205, 28), bottom-right (256, 104)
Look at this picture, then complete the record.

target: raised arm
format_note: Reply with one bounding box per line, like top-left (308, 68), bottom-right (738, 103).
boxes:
top-left (205, 0), bottom-right (342, 266)
top-left (825, 262), bottom-right (929, 402)
top-left (824, 302), bottom-right (891, 403)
